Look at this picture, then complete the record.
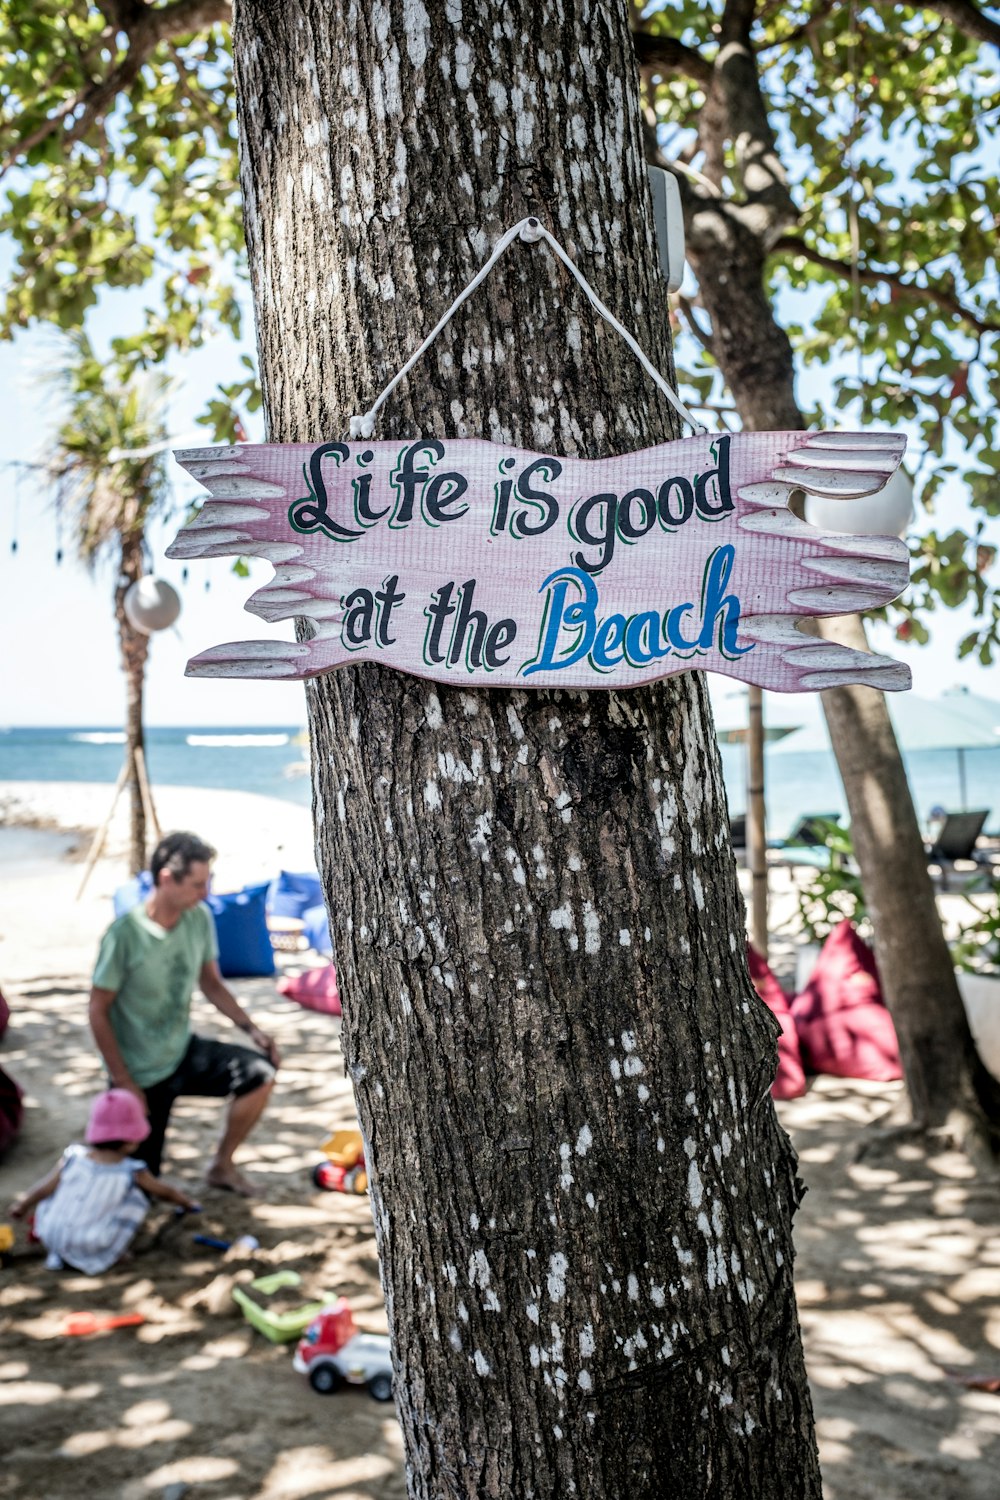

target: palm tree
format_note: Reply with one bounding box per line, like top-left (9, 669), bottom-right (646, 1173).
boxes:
top-left (49, 333), bottom-right (174, 873)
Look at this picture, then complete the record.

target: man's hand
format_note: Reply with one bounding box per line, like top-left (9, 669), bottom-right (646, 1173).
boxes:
top-left (246, 1024), bottom-right (280, 1068)
top-left (10, 1194), bottom-right (28, 1219)
top-left (113, 1076), bottom-right (148, 1111)
top-left (200, 964), bottom-right (281, 1070)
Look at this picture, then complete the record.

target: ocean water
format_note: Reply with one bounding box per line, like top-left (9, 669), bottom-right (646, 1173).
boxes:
top-left (0, 726), bottom-right (312, 808)
top-left (0, 727), bottom-right (996, 839)
top-left (718, 743), bottom-right (1000, 840)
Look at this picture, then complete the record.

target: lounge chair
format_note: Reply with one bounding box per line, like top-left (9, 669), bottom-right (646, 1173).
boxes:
top-left (782, 813), bottom-right (842, 847)
top-left (926, 809), bottom-right (990, 889)
top-left (768, 813), bottom-right (844, 871)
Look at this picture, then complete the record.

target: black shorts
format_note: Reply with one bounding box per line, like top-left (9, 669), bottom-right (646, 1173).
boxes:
top-left (160, 1034), bottom-right (275, 1100)
top-left (142, 1034), bottom-right (276, 1174)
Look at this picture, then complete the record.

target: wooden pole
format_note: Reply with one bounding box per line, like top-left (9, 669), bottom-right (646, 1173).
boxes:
top-left (134, 744), bottom-right (162, 846)
top-left (76, 757), bottom-right (130, 900)
top-left (747, 686), bottom-right (769, 958)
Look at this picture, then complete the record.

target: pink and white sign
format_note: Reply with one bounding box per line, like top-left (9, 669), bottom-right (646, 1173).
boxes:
top-left (166, 430), bottom-right (911, 694)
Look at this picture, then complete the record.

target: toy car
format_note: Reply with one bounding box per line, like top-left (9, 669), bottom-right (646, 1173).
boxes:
top-left (293, 1297), bottom-right (394, 1401)
top-left (312, 1128), bottom-right (368, 1194)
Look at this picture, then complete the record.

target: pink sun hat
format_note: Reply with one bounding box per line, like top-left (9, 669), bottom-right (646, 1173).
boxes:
top-left (85, 1088), bottom-right (151, 1145)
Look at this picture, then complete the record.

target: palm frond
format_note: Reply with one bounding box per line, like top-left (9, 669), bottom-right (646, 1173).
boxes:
top-left (47, 333), bottom-right (176, 565)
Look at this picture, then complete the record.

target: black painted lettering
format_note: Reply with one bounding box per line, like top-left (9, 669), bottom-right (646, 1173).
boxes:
top-left (618, 487), bottom-right (656, 540)
top-left (571, 492), bottom-right (618, 574)
top-left (423, 581), bottom-right (457, 665)
top-left (342, 588), bottom-right (375, 647)
top-left (491, 459), bottom-right (517, 535)
top-left (374, 574), bottom-right (406, 647)
top-left (289, 443), bottom-right (361, 540)
top-left (657, 476), bottom-right (694, 530)
top-left (483, 618), bottom-right (517, 669)
top-left (447, 579), bottom-right (490, 669)
top-left (391, 440), bottom-right (444, 528)
top-left (511, 458), bottom-right (562, 537)
top-left (354, 450), bottom-right (390, 526)
top-left (424, 471), bottom-right (469, 525)
top-left (694, 435), bottom-right (734, 520)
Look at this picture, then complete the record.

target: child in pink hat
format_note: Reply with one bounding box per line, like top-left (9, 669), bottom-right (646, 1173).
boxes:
top-left (9, 1089), bottom-right (200, 1273)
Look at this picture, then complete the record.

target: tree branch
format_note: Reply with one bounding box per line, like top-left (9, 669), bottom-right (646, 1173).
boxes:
top-left (716, 0), bottom-right (799, 233)
top-left (0, 0), bottom-right (232, 179)
top-left (773, 234), bottom-right (1000, 333)
top-left (696, 79), bottom-right (730, 191)
top-left (677, 294), bottom-right (716, 353)
top-left (759, 0), bottom-right (841, 52)
top-left (902, 0), bottom-right (1000, 49)
top-left (631, 30), bottom-right (715, 89)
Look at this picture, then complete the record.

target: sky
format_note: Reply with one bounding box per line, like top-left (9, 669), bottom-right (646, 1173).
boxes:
top-left (0, 283), bottom-right (310, 728)
top-left (0, 242), bottom-right (994, 728)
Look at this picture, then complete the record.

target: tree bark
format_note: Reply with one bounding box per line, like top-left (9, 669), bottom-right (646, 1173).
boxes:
top-left (685, 171), bottom-right (1000, 1146)
top-left (115, 530), bottom-right (149, 875)
top-left (233, 3), bottom-right (822, 1495)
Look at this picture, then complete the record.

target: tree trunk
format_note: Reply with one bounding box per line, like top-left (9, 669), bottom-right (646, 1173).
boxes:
top-left (746, 686), bottom-right (768, 958)
top-left (816, 614), bottom-right (1000, 1144)
top-left (686, 201), bottom-right (1000, 1146)
top-left (234, 4), bottom-right (822, 1496)
top-left (115, 532), bottom-right (149, 875)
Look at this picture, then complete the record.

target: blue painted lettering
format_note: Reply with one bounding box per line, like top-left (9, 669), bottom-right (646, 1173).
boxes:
top-left (523, 544), bottom-right (752, 678)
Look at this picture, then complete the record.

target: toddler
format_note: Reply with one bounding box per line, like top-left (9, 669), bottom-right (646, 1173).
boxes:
top-left (10, 1088), bottom-right (200, 1273)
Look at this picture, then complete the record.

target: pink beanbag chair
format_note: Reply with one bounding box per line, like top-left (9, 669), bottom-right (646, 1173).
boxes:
top-left (277, 964), bottom-right (342, 1017)
top-left (0, 1063), bottom-right (23, 1160)
top-left (748, 945), bottom-right (806, 1100)
top-left (791, 920), bottom-right (902, 1082)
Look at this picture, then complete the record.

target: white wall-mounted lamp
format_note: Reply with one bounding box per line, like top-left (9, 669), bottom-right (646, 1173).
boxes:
top-left (804, 465), bottom-right (914, 539)
top-left (647, 165), bottom-right (686, 293)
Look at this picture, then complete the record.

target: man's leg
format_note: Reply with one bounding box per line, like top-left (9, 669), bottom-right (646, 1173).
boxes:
top-left (171, 1035), bottom-right (277, 1197)
top-left (206, 1078), bottom-right (274, 1195)
top-left (141, 1077), bottom-right (177, 1176)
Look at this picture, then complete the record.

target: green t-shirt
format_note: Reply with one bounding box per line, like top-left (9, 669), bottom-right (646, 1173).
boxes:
top-left (92, 903), bottom-right (219, 1087)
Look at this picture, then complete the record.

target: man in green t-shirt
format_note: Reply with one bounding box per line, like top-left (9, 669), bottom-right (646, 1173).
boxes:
top-left (90, 831), bottom-right (280, 1197)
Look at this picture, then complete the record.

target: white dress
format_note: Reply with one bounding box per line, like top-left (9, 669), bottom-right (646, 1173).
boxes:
top-left (34, 1144), bottom-right (150, 1274)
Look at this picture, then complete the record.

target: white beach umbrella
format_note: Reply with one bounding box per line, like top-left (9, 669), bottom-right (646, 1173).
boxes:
top-left (709, 687), bottom-right (805, 745)
top-left (772, 689), bottom-right (1000, 808)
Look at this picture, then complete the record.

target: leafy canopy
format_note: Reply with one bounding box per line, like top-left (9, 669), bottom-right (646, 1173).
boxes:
top-left (1, 0), bottom-right (997, 650)
top-left (0, 1), bottom-right (241, 369)
top-left (638, 0), bottom-right (999, 660)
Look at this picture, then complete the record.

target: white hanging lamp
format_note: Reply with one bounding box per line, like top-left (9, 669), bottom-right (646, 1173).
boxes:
top-left (124, 576), bottom-right (182, 633)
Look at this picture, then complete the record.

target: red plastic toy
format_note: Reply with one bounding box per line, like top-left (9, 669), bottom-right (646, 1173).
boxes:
top-left (312, 1128), bottom-right (368, 1194)
top-left (63, 1312), bottom-right (146, 1336)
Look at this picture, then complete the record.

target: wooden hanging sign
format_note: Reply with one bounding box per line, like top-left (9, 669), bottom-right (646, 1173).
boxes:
top-left (166, 429), bottom-right (911, 694)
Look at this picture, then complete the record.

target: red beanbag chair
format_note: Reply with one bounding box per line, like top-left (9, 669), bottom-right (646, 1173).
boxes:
top-left (791, 920), bottom-right (902, 1082)
top-left (277, 964), bottom-right (342, 1017)
top-left (748, 945), bottom-right (806, 1100)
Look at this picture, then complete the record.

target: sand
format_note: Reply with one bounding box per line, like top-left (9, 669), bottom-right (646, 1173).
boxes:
top-left (1, 787), bottom-right (999, 1498)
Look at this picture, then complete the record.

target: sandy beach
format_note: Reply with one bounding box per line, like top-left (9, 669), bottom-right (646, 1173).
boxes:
top-left (2, 786), bottom-right (999, 1498)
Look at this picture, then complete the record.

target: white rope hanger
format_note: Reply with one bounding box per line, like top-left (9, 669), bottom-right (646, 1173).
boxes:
top-left (349, 216), bottom-right (707, 441)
